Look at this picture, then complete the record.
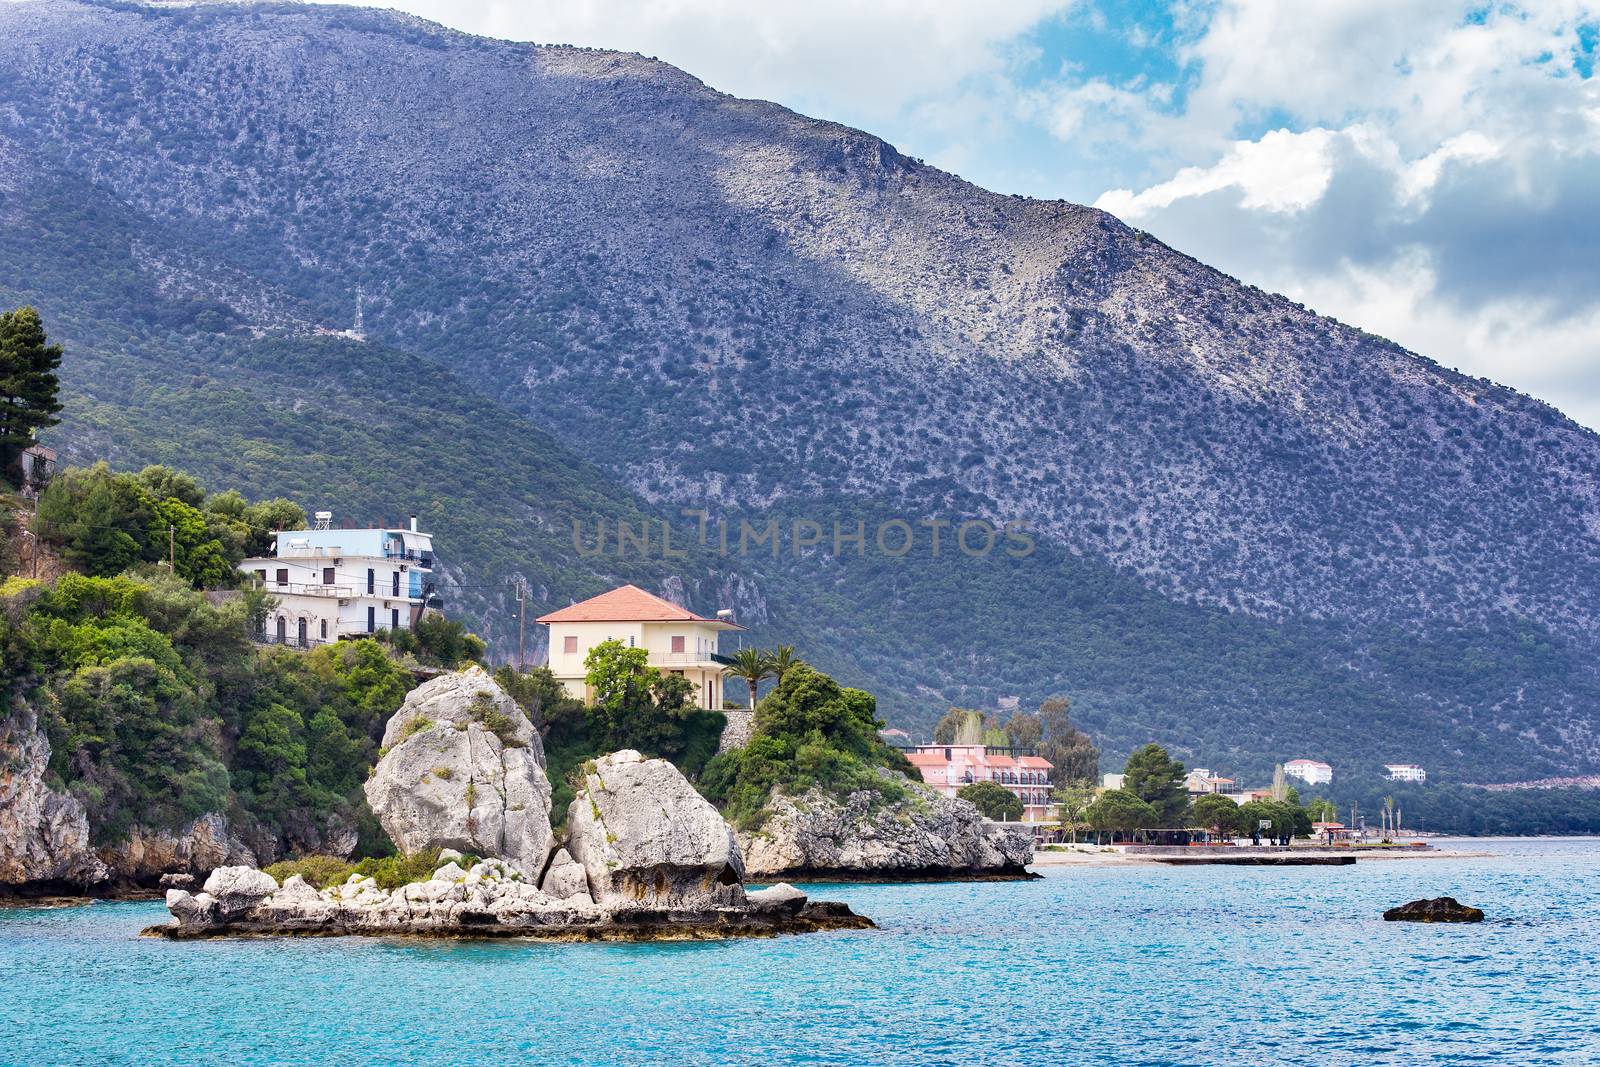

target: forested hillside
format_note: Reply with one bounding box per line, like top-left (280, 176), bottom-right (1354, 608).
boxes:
top-left (1, 0), bottom-right (1598, 782)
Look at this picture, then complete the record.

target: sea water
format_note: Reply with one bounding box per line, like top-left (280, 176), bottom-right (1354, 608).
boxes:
top-left (3, 837), bottom-right (1598, 1066)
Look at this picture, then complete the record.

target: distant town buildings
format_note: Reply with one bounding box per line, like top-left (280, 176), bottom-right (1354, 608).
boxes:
top-left (906, 744), bottom-right (1054, 821)
top-left (1385, 763), bottom-right (1427, 783)
top-left (878, 728), bottom-right (913, 748)
top-left (537, 584), bottom-right (739, 712)
top-left (241, 513), bottom-right (437, 648)
top-left (1284, 759), bottom-right (1333, 786)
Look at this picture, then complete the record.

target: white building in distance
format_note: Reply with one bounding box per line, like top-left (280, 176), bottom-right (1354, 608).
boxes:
top-left (240, 513), bottom-right (437, 648)
top-left (1385, 764), bottom-right (1427, 783)
top-left (1284, 759), bottom-right (1334, 786)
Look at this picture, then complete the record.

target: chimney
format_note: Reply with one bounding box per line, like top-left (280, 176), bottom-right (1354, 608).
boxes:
top-left (409, 515), bottom-right (418, 533)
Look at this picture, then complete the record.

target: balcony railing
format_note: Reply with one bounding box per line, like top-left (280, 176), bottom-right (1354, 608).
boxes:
top-left (263, 581), bottom-right (426, 601)
top-left (649, 651), bottom-right (736, 668)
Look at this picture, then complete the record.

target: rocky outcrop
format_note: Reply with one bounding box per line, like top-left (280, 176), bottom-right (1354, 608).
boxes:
top-left (538, 848), bottom-right (591, 903)
top-left (0, 704), bottom-right (107, 892)
top-left (152, 851), bottom-right (869, 941)
top-left (1384, 897), bottom-right (1486, 923)
top-left (566, 750), bottom-right (745, 908)
top-left (96, 812), bottom-right (259, 890)
top-left (737, 775), bottom-right (1035, 881)
top-left (363, 666), bottom-right (553, 875)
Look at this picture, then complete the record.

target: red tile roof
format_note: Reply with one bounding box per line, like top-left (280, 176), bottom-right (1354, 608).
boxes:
top-left (905, 752), bottom-right (947, 766)
top-left (1018, 756), bottom-right (1053, 769)
top-left (535, 584), bottom-right (741, 627)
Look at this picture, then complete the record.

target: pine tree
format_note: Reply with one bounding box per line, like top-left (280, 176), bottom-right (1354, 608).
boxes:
top-left (0, 306), bottom-right (64, 477)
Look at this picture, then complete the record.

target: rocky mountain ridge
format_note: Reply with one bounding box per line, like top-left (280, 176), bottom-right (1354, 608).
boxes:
top-left (1, 0), bottom-right (1597, 777)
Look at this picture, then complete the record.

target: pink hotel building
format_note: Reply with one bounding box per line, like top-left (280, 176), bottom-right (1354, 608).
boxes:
top-left (905, 744), bottom-right (1054, 822)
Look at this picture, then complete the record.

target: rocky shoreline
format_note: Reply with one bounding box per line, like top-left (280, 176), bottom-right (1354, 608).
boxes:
top-left (146, 738), bottom-right (875, 942)
top-left (143, 861), bottom-right (871, 942)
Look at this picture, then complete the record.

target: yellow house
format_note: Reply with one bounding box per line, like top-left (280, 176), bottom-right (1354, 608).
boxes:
top-left (536, 584), bottom-right (740, 710)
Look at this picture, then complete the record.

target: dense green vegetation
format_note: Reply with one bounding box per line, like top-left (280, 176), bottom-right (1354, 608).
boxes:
top-left (264, 846), bottom-right (483, 890)
top-left (0, 565), bottom-right (425, 854)
top-left (37, 461), bottom-right (303, 587)
top-left (700, 662), bottom-right (914, 829)
top-left (957, 780), bottom-right (1023, 822)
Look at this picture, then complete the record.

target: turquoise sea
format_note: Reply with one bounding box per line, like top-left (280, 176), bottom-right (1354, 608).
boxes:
top-left (4, 837), bottom-right (1598, 1066)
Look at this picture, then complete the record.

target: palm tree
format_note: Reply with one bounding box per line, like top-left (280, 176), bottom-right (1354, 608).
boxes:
top-left (727, 647), bottom-right (774, 710)
top-left (769, 645), bottom-right (799, 688)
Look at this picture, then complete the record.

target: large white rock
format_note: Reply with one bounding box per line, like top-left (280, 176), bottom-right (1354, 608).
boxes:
top-left (538, 848), bottom-right (591, 903)
top-left (201, 865), bottom-right (279, 919)
top-left (364, 666), bottom-right (553, 875)
top-left (566, 750), bottom-right (745, 908)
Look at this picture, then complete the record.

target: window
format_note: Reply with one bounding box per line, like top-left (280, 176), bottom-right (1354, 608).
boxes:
top-left (367, 606), bottom-right (375, 632)
top-left (392, 572), bottom-right (400, 597)
top-left (275, 568), bottom-right (288, 586)
top-left (366, 568), bottom-right (375, 594)
top-left (391, 608), bottom-right (400, 631)
top-left (671, 635), bottom-right (685, 654)
top-left (253, 569), bottom-right (266, 585)
top-left (297, 618), bottom-right (307, 648)
top-left (275, 616), bottom-right (286, 642)
top-left (563, 635), bottom-right (578, 655)
top-left (322, 567), bottom-right (335, 585)
top-left (320, 619), bottom-right (328, 640)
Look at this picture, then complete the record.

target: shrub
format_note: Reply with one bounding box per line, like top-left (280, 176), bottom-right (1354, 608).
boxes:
top-left (263, 854), bottom-right (355, 889)
top-left (350, 847), bottom-right (478, 889)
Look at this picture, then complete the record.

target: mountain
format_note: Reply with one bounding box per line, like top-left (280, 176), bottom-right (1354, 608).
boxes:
top-left (2, 0), bottom-right (1599, 782)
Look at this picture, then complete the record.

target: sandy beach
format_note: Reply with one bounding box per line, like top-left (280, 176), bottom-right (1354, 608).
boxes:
top-left (1029, 844), bottom-right (1493, 868)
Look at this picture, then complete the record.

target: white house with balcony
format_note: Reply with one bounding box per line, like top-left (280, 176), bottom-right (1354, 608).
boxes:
top-left (1284, 759), bottom-right (1334, 786)
top-left (537, 584), bottom-right (739, 711)
top-left (1384, 763), bottom-right (1426, 783)
top-left (240, 513), bottom-right (437, 648)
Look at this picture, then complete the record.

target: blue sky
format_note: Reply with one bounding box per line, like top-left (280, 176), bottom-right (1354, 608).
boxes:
top-left (347, 0), bottom-right (1600, 427)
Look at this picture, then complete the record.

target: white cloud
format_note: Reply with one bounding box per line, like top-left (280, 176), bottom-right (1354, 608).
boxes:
top-left (1081, 1), bottom-right (1600, 426)
top-left (342, 0), bottom-right (1075, 126)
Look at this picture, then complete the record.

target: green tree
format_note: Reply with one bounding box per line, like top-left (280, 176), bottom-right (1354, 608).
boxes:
top-left (727, 646), bottom-right (773, 710)
top-left (1191, 793), bottom-right (1245, 837)
top-left (958, 780), bottom-right (1024, 822)
top-left (1308, 797), bottom-right (1338, 822)
top-left (0, 306), bottom-right (63, 478)
top-left (1084, 789), bottom-right (1158, 833)
top-left (1123, 743), bottom-right (1189, 826)
top-left (1002, 710), bottom-right (1043, 750)
top-left (769, 644), bottom-right (799, 688)
top-left (1038, 696), bottom-right (1099, 784)
top-left (933, 706), bottom-right (985, 745)
top-left (1052, 781), bottom-right (1098, 842)
top-left (700, 663), bottom-right (911, 828)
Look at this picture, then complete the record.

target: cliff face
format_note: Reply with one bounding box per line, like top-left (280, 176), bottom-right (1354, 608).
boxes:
top-left (0, 704), bottom-right (106, 891)
top-left (737, 778), bottom-right (1035, 880)
top-left (0, 702), bottom-right (258, 895)
top-left (2, 0), bottom-right (1598, 777)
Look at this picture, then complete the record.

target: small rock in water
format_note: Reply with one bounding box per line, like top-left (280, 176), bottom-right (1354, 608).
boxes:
top-left (1383, 896), bottom-right (1485, 923)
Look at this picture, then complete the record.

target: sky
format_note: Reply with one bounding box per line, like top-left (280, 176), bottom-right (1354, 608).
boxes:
top-left (337, 0), bottom-right (1600, 427)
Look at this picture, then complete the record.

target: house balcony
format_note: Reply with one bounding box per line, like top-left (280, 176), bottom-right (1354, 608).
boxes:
top-left (648, 651), bottom-right (736, 669)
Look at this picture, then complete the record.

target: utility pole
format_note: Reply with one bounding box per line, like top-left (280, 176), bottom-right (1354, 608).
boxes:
top-left (513, 578), bottom-right (528, 670)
